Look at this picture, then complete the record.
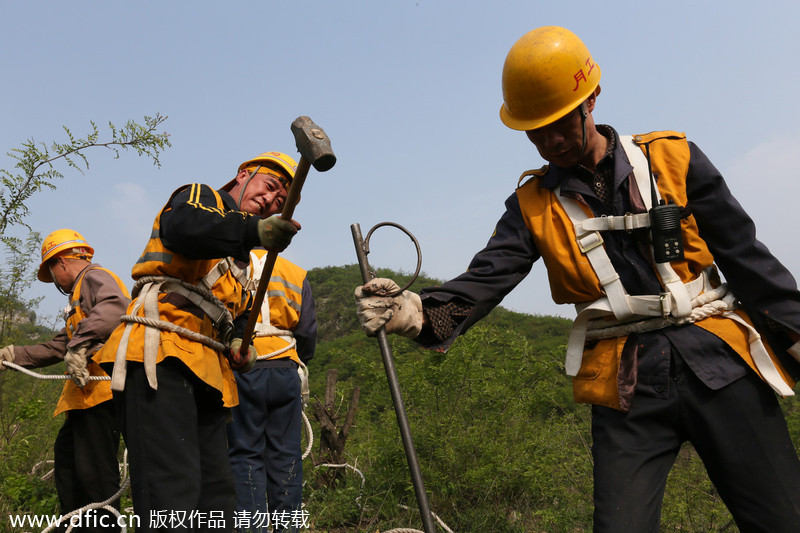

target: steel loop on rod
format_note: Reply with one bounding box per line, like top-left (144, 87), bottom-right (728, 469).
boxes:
top-left (362, 221), bottom-right (422, 297)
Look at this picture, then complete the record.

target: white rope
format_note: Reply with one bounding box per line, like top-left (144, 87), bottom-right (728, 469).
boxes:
top-left (315, 462), bottom-right (366, 506)
top-left (383, 504), bottom-right (456, 533)
top-left (30, 459), bottom-right (55, 481)
top-left (586, 284), bottom-right (735, 341)
top-left (254, 338), bottom-right (296, 361)
top-left (310, 461), bottom-right (455, 532)
top-left (40, 448), bottom-right (131, 533)
top-left (119, 314), bottom-right (227, 352)
top-left (1, 361), bottom-right (110, 381)
top-left (301, 410), bottom-right (313, 460)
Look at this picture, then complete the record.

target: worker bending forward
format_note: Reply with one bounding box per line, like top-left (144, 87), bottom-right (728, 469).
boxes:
top-left (95, 151), bottom-right (300, 532)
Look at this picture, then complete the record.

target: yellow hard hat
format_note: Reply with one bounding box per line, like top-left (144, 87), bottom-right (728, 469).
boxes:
top-left (238, 151), bottom-right (297, 182)
top-left (500, 26), bottom-right (601, 131)
top-left (223, 151), bottom-right (298, 192)
top-left (37, 229), bottom-right (94, 283)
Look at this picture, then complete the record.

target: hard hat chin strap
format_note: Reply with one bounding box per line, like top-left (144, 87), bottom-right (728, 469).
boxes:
top-left (48, 263), bottom-right (71, 296)
top-left (236, 165), bottom-right (263, 210)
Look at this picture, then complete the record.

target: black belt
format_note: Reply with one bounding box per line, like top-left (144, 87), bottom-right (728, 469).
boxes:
top-left (255, 359), bottom-right (298, 369)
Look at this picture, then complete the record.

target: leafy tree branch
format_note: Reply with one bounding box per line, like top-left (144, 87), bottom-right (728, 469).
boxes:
top-left (0, 113), bottom-right (171, 239)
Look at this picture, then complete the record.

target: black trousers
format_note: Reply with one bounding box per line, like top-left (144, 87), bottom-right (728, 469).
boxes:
top-left (54, 401), bottom-right (121, 533)
top-left (114, 359), bottom-right (235, 532)
top-left (592, 354), bottom-right (800, 533)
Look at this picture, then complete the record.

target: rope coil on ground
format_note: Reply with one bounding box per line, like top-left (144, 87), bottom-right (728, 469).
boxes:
top-left (39, 449), bottom-right (131, 533)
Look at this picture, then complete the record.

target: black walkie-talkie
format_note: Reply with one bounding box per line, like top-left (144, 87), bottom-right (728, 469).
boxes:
top-left (650, 200), bottom-right (684, 263)
top-left (645, 144), bottom-right (684, 263)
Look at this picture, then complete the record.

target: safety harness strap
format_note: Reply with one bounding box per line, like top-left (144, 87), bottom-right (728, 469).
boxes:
top-left (581, 212), bottom-right (651, 232)
top-left (620, 135), bottom-right (692, 317)
top-left (249, 251), bottom-right (296, 346)
top-left (111, 268), bottom-right (235, 392)
top-left (201, 257), bottom-right (253, 292)
top-left (560, 196), bottom-right (634, 321)
top-left (111, 284), bottom-right (147, 392)
top-left (725, 312), bottom-right (794, 396)
top-left (557, 135), bottom-right (793, 397)
top-left (564, 269), bottom-right (711, 375)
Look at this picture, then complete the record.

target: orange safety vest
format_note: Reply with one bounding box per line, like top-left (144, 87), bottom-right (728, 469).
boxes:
top-left (515, 131), bottom-right (795, 409)
top-left (248, 250), bottom-right (306, 364)
top-left (95, 186), bottom-right (248, 407)
top-left (54, 266), bottom-right (130, 417)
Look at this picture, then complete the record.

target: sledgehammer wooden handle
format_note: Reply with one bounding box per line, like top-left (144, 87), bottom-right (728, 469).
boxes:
top-left (234, 116), bottom-right (336, 365)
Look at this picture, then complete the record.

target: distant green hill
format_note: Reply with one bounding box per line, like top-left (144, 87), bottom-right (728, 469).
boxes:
top-left (307, 263), bottom-right (571, 343)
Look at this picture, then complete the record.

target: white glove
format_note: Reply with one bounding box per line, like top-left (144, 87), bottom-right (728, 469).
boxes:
top-left (0, 345), bottom-right (14, 371)
top-left (65, 344), bottom-right (90, 387)
top-left (354, 278), bottom-right (423, 338)
top-left (228, 338), bottom-right (258, 373)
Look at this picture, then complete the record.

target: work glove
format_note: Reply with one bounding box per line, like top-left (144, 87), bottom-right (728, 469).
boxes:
top-left (257, 216), bottom-right (300, 252)
top-left (228, 338), bottom-right (257, 373)
top-left (65, 343), bottom-right (90, 387)
top-left (354, 278), bottom-right (423, 338)
top-left (0, 345), bottom-right (15, 371)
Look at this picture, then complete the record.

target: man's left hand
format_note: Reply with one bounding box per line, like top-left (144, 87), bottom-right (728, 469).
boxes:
top-left (257, 216), bottom-right (301, 252)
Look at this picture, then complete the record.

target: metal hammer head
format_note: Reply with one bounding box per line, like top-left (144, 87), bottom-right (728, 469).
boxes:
top-left (291, 116), bottom-right (337, 172)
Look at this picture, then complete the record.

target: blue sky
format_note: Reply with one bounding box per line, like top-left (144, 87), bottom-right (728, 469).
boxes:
top-left (2, 1), bottom-right (799, 320)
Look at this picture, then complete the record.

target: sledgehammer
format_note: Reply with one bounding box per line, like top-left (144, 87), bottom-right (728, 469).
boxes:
top-left (235, 116), bottom-right (336, 364)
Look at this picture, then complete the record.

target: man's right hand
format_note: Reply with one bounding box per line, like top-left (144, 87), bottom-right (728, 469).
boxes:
top-left (257, 216), bottom-right (300, 252)
top-left (0, 345), bottom-right (14, 371)
top-left (354, 278), bottom-right (423, 338)
top-left (228, 338), bottom-right (257, 373)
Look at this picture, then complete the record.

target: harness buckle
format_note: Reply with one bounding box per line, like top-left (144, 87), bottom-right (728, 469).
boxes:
top-left (577, 231), bottom-right (604, 253)
top-left (214, 316), bottom-right (234, 345)
top-left (659, 292), bottom-right (672, 317)
top-left (623, 212), bottom-right (635, 233)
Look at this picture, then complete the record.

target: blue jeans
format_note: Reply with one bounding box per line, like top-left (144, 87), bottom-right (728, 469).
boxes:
top-left (227, 362), bottom-right (303, 533)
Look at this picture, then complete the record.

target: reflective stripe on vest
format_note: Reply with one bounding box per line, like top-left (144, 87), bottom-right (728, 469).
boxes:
top-left (248, 251), bottom-right (303, 363)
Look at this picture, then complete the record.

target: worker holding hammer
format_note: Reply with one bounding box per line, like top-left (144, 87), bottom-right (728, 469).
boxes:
top-left (355, 26), bottom-right (800, 532)
top-left (95, 152), bottom-right (301, 532)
